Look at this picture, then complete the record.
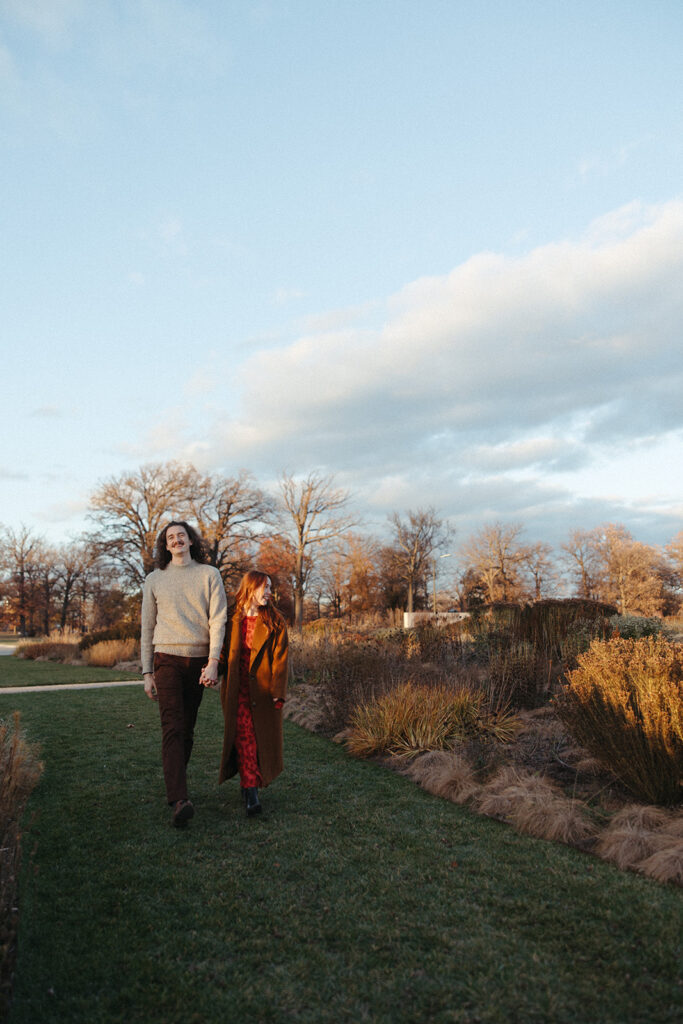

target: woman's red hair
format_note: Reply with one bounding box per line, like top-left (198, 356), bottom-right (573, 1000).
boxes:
top-left (234, 570), bottom-right (278, 628)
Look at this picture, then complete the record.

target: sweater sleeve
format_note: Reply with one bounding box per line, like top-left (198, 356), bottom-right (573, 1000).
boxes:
top-left (140, 574), bottom-right (157, 675)
top-left (207, 570), bottom-right (228, 662)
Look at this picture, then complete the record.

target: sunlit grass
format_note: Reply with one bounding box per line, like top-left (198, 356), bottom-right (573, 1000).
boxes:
top-left (2, 687), bottom-right (681, 1024)
top-left (0, 657), bottom-right (140, 688)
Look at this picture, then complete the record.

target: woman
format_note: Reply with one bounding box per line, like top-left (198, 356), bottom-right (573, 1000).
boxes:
top-left (218, 570), bottom-right (289, 816)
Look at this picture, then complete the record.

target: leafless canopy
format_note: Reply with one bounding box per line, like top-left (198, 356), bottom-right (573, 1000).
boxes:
top-left (279, 471), bottom-right (357, 628)
top-left (87, 461), bottom-right (273, 590)
top-left (389, 508), bottom-right (451, 613)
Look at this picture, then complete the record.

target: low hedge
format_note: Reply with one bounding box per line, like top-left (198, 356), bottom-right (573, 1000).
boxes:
top-left (78, 622), bottom-right (141, 651)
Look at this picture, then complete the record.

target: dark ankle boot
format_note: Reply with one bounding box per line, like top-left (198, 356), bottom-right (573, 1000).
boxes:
top-left (245, 787), bottom-right (261, 817)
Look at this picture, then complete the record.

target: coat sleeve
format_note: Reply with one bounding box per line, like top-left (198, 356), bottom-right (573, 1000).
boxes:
top-left (269, 621), bottom-right (289, 702)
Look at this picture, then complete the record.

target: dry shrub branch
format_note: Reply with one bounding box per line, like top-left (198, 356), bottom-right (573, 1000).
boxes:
top-left (557, 636), bottom-right (683, 805)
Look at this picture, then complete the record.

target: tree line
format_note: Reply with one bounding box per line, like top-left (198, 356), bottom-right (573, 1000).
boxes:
top-left (1, 461), bottom-right (682, 635)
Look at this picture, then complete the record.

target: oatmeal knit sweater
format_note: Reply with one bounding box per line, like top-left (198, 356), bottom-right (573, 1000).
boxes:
top-left (141, 560), bottom-right (228, 674)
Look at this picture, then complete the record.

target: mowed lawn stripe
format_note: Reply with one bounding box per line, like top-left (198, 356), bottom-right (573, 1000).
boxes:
top-left (3, 688), bottom-right (681, 1024)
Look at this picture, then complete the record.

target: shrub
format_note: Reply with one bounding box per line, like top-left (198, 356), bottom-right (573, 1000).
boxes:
top-left (609, 614), bottom-right (663, 640)
top-left (78, 622), bottom-right (140, 652)
top-left (0, 713), bottom-right (43, 1019)
top-left (485, 641), bottom-right (553, 709)
top-left (309, 640), bottom-right (407, 734)
top-left (14, 641), bottom-right (80, 662)
top-left (83, 638), bottom-right (139, 668)
top-left (346, 682), bottom-right (518, 759)
top-left (556, 636), bottom-right (683, 805)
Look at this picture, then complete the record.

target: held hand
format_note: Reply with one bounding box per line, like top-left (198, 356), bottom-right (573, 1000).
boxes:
top-left (143, 673), bottom-right (158, 701)
top-left (200, 659), bottom-right (219, 688)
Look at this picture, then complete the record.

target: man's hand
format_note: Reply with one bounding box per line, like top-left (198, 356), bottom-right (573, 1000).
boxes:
top-left (200, 658), bottom-right (219, 688)
top-left (143, 673), bottom-right (158, 701)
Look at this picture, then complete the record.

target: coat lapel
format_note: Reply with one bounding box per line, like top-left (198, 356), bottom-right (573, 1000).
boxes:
top-left (249, 618), bottom-right (270, 669)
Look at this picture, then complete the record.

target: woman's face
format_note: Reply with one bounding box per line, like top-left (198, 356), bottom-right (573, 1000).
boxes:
top-left (253, 577), bottom-right (272, 606)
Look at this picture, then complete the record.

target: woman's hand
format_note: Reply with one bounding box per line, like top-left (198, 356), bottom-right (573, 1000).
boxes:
top-left (200, 658), bottom-right (219, 688)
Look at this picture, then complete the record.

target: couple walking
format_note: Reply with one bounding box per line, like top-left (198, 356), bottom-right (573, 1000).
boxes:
top-left (141, 520), bottom-right (289, 827)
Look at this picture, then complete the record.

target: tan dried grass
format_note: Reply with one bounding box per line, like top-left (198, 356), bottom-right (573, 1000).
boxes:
top-left (404, 750), bottom-right (480, 804)
top-left (595, 824), bottom-right (660, 870)
top-left (509, 793), bottom-right (595, 846)
top-left (472, 768), bottom-right (558, 820)
top-left (573, 756), bottom-right (603, 775)
top-left (83, 638), bottom-right (139, 668)
top-left (282, 687), bottom-right (326, 733)
top-left (346, 683), bottom-right (486, 758)
top-left (637, 844), bottom-right (683, 886)
top-left (15, 641), bottom-right (80, 662)
top-left (657, 814), bottom-right (683, 838)
top-left (608, 804), bottom-right (673, 832)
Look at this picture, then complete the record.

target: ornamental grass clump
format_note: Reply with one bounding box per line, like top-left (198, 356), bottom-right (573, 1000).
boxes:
top-left (14, 640), bottom-right (80, 662)
top-left (596, 805), bottom-right (683, 884)
top-left (557, 636), bottom-right (683, 806)
top-left (83, 638), bottom-right (139, 668)
top-left (346, 682), bottom-right (517, 759)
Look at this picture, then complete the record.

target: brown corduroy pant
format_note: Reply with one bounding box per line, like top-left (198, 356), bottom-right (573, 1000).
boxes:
top-left (153, 653), bottom-right (205, 804)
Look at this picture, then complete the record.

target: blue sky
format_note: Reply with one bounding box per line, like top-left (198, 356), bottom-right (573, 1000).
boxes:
top-left (2, 0), bottom-right (682, 553)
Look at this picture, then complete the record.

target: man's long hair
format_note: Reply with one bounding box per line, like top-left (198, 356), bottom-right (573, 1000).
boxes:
top-left (154, 521), bottom-right (208, 569)
top-left (234, 570), bottom-right (279, 629)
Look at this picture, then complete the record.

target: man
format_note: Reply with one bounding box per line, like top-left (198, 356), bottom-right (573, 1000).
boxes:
top-left (141, 520), bottom-right (227, 827)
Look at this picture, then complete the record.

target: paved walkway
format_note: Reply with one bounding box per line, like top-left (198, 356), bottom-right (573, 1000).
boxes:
top-left (0, 680), bottom-right (143, 695)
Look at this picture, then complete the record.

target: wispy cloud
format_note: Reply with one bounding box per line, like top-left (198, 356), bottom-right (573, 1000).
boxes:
top-left (136, 200), bottom-right (683, 540)
top-left (30, 405), bottom-right (63, 418)
top-left (273, 287), bottom-right (306, 305)
top-left (0, 0), bottom-right (83, 48)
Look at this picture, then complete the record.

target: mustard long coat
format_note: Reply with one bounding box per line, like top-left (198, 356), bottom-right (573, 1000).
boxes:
top-left (218, 606), bottom-right (289, 787)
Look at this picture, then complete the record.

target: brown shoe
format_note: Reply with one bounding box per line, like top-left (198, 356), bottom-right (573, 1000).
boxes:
top-left (172, 799), bottom-right (194, 827)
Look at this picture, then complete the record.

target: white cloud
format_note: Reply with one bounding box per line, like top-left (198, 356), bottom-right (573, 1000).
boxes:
top-left (30, 405), bottom-right (62, 418)
top-left (273, 287), bottom-right (306, 305)
top-left (0, 0), bottom-right (83, 47)
top-left (39, 496), bottom-right (89, 523)
top-left (136, 200), bottom-right (683, 542)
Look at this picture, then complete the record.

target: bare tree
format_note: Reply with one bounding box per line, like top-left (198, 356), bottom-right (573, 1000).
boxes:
top-left (88, 462), bottom-right (202, 587)
top-left (279, 471), bottom-right (357, 629)
top-left (54, 541), bottom-right (100, 631)
top-left (592, 523), bottom-right (667, 615)
top-left (389, 508), bottom-right (451, 614)
top-left (0, 525), bottom-right (41, 634)
top-left (561, 529), bottom-right (601, 599)
top-left (34, 543), bottom-right (61, 635)
top-left (460, 522), bottom-right (528, 604)
top-left (522, 541), bottom-right (558, 600)
top-left (666, 530), bottom-right (683, 608)
top-left (188, 469), bottom-right (275, 587)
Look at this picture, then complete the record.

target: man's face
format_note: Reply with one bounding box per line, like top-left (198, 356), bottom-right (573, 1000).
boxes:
top-left (166, 525), bottom-right (190, 554)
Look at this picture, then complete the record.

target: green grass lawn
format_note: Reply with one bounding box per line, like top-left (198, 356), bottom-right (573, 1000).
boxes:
top-left (2, 687), bottom-right (681, 1024)
top-left (0, 657), bottom-right (141, 687)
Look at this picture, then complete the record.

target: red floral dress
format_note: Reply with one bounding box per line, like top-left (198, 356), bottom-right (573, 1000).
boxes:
top-left (235, 615), bottom-right (262, 788)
